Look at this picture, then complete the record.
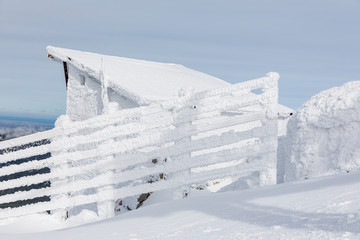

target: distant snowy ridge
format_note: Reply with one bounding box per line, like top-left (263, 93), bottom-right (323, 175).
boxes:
top-left (0, 120), bottom-right (53, 141)
top-left (284, 81), bottom-right (360, 181)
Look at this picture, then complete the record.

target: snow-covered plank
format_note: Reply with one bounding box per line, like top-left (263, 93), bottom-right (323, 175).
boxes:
top-left (0, 124), bottom-right (270, 193)
top-left (0, 138), bottom-right (275, 205)
top-left (57, 72), bottom-right (277, 137)
top-left (0, 144), bottom-right (274, 218)
top-left (0, 110), bottom-right (266, 175)
top-left (58, 92), bottom-right (268, 141)
top-left (0, 129), bottom-right (59, 151)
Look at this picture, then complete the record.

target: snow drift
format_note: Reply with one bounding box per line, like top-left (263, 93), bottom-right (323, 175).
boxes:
top-left (2, 171), bottom-right (360, 239)
top-left (284, 81), bottom-right (360, 182)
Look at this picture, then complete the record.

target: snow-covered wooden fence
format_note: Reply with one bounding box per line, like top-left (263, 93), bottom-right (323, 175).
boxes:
top-left (0, 129), bottom-right (60, 210)
top-left (0, 73), bottom-right (278, 220)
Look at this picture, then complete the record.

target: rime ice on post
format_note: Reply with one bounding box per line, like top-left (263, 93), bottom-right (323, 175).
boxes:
top-left (100, 58), bottom-right (110, 115)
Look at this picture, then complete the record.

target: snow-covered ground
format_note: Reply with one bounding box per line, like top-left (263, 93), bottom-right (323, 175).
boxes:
top-left (1, 171), bottom-right (359, 239)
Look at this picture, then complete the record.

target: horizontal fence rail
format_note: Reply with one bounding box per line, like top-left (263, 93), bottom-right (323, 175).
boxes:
top-left (0, 129), bottom-right (60, 210)
top-left (0, 72), bottom-right (279, 220)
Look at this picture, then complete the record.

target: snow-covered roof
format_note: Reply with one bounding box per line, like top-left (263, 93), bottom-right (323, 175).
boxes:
top-left (47, 46), bottom-right (230, 105)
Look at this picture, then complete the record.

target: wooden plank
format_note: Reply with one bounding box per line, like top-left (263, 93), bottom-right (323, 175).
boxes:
top-left (63, 61), bottom-right (69, 89)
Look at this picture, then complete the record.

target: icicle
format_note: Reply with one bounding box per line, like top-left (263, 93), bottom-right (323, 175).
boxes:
top-left (100, 58), bottom-right (109, 114)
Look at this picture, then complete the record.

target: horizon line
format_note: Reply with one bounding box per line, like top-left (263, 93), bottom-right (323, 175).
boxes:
top-left (0, 115), bottom-right (57, 125)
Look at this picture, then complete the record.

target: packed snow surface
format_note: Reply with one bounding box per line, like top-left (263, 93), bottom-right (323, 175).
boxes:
top-left (284, 81), bottom-right (360, 182)
top-left (1, 172), bottom-right (360, 239)
top-left (47, 46), bottom-right (230, 104)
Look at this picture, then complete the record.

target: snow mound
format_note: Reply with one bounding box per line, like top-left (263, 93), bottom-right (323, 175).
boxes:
top-left (284, 81), bottom-right (360, 182)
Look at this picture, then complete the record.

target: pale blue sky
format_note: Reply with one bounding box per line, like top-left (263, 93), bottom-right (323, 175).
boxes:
top-left (0, 0), bottom-right (359, 120)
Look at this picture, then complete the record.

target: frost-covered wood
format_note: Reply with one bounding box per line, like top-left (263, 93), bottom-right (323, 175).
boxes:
top-left (0, 73), bottom-right (278, 220)
top-left (0, 129), bottom-right (58, 210)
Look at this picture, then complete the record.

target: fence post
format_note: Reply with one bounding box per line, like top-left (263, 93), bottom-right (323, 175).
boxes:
top-left (97, 185), bottom-right (115, 219)
top-left (50, 154), bottom-right (71, 221)
top-left (257, 76), bottom-right (278, 186)
top-left (172, 104), bottom-right (196, 200)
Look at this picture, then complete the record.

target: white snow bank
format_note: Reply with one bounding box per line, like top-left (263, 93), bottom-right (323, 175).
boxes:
top-left (284, 81), bottom-right (360, 182)
top-left (1, 171), bottom-right (360, 239)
